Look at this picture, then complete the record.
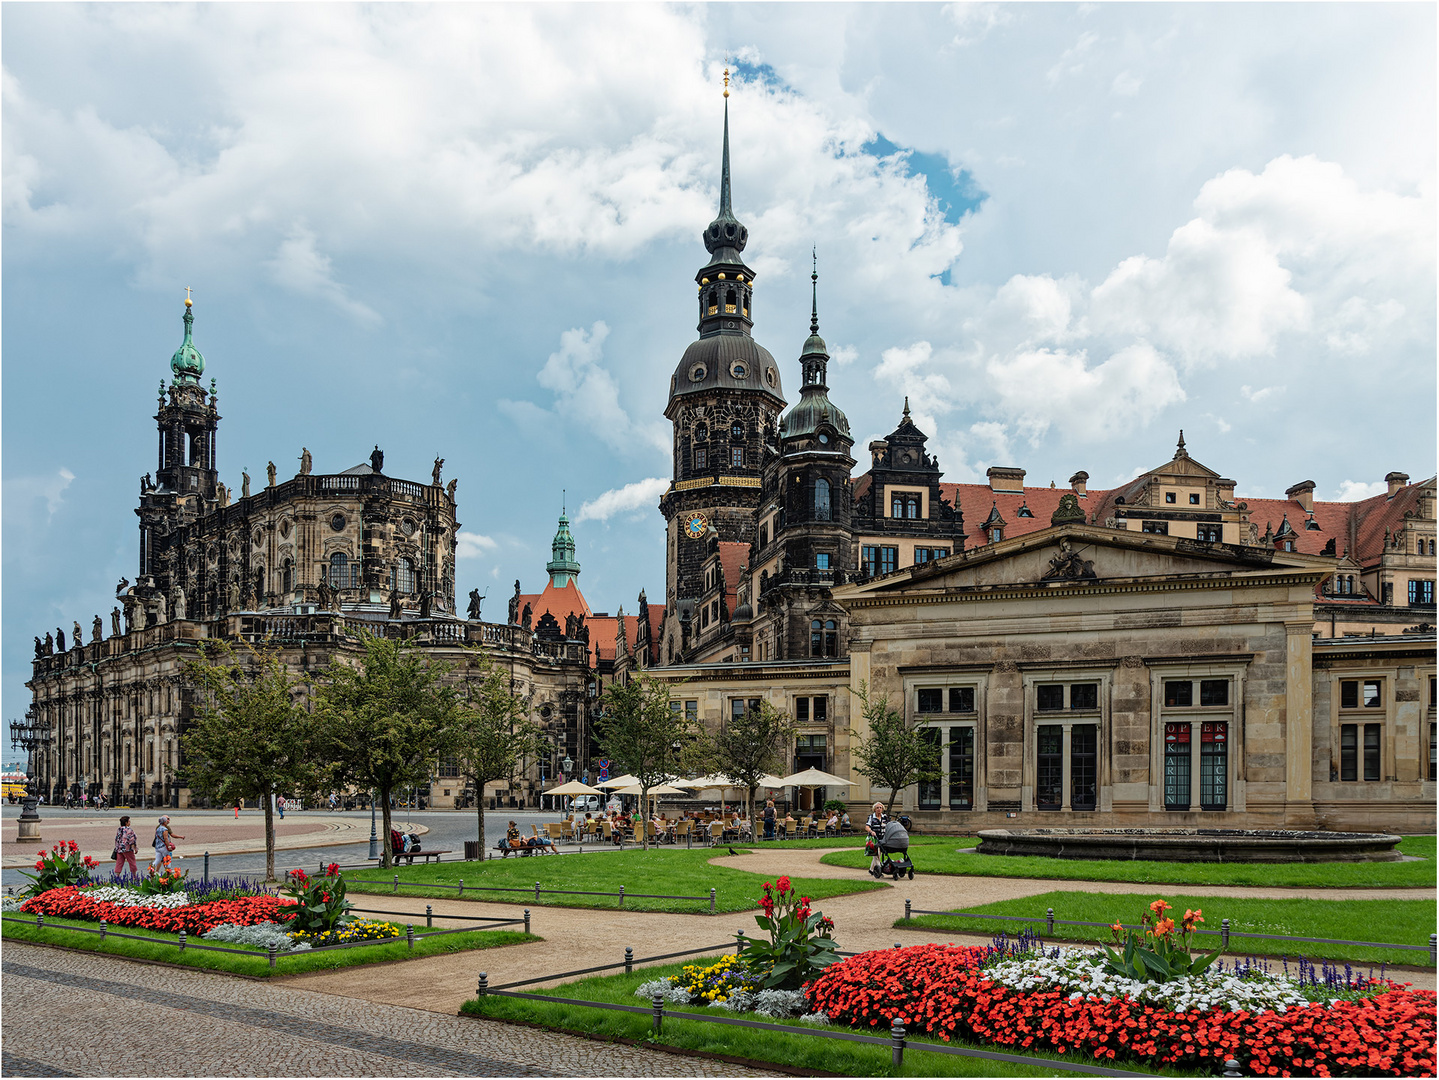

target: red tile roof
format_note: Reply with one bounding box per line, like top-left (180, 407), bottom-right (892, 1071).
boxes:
top-left (941, 483), bottom-right (1108, 544)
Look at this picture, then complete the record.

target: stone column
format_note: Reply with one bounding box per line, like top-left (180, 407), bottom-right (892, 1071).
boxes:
top-left (1284, 619), bottom-right (1315, 824)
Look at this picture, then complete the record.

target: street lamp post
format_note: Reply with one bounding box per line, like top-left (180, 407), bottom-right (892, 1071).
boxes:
top-left (10, 710), bottom-right (53, 843)
top-left (368, 789), bottom-right (379, 860)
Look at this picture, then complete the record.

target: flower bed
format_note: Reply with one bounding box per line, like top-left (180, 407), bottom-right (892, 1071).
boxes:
top-left (20, 886), bottom-right (293, 936)
top-left (806, 943), bottom-right (1436, 1077)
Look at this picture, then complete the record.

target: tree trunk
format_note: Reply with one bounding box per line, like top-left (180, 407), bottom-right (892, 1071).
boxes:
top-left (380, 782), bottom-right (394, 869)
top-left (475, 782), bottom-right (486, 861)
top-left (885, 789), bottom-right (900, 818)
top-left (746, 786), bottom-right (755, 846)
top-left (263, 795), bottom-right (276, 882)
top-left (640, 785), bottom-right (649, 849)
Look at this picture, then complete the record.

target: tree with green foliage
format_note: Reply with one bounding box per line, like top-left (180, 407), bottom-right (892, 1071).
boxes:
top-left (711, 700), bottom-right (795, 836)
top-left (181, 642), bottom-right (325, 881)
top-left (847, 680), bottom-right (941, 817)
top-left (313, 632), bottom-right (463, 868)
top-left (452, 653), bottom-right (545, 858)
top-left (597, 674), bottom-right (705, 849)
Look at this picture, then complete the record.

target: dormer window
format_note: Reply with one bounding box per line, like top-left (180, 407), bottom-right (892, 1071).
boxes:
top-left (731, 422), bottom-right (745, 440)
top-left (990, 528), bottom-right (1003, 543)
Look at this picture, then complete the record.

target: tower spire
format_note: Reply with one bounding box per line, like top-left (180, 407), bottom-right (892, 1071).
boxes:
top-left (810, 247), bottom-right (819, 336)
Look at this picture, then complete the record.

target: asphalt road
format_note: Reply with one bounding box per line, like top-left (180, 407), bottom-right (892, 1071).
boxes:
top-left (1, 805), bottom-right (579, 888)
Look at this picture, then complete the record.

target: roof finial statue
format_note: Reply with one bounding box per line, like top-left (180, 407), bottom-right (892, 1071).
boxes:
top-left (810, 247), bottom-right (819, 336)
top-left (902, 396), bottom-right (911, 421)
top-left (1176, 429), bottom-right (1187, 457)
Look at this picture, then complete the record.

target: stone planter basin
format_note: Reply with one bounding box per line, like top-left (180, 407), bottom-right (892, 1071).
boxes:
top-left (975, 827), bottom-right (1404, 863)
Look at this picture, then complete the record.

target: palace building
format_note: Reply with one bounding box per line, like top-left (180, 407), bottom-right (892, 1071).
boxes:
top-left (25, 94), bottom-right (1436, 831)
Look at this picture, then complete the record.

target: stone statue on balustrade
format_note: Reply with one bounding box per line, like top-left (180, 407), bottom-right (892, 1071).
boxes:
top-left (34, 636), bottom-right (44, 659)
top-left (446, 478), bottom-right (458, 502)
top-left (316, 576), bottom-right (334, 613)
top-left (73, 621), bottom-right (83, 647)
top-left (112, 608), bottom-right (123, 637)
top-left (56, 627), bottom-right (66, 652)
top-left (370, 446), bottom-right (384, 473)
top-left (171, 586), bottom-right (187, 621)
top-left (419, 590), bottom-right (433, 618)
top-left (432, 457), bottom-right (444, 485)
top-left (154, 592), bottom-right (168, 624)
top-left (44, 632), bottom-right (54, 656)
top-left (241, 470), bottom-right (251, 499)
top-left (508, 580), bottom-right (521, 625)
top-left (266, 461), bottom-right (277, 488)
top-left (93, 615), bottom-right (103, 643)
top-left (467, 588), bottom-right (484, 621)
top-left (388, 586), bottom-right (403, 620)
top-left (299, 447), bottom-right (312, 476)
top-left (521, 603), bottom-right (532, 632)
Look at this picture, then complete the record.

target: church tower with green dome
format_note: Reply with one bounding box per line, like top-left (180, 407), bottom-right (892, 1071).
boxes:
top-left (138, 294), bottom-right (221, 582)
top-left (546, 505), bottom-right (582, 588)
top-left (659, 72), bottom-right (787, 662)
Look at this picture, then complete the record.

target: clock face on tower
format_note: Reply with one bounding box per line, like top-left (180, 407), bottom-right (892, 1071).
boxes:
top-left (684, 512), bottom-right (710, 539)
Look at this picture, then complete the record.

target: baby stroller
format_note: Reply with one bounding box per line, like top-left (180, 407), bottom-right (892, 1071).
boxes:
top-left (874, 819), bottom-right (914, 880)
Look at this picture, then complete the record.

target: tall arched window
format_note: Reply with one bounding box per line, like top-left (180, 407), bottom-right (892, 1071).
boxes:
top-left (814, 477), bottom-right (832, 521)
top-left (396, 557), bottom-right (416, 595)
top-left (811, 619), bottom-right (839, 658)
top-left (329, 552), bottom-right (349, 589)
top-left (281, 559), bottom-right (293, 594)
top-left (725, 288), bottom-right (737, 314)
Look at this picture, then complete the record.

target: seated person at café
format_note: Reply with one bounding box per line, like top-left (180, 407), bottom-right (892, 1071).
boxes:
top-left (783, 812), bottom-right (797, 836)
top-left (825, 809), bottom-right (840, 833)
top-left (505, 821), bottom-right (524, 849)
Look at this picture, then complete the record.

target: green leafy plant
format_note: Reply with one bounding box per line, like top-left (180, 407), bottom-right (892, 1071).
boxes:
top-left (846, 680), bottom-right (941, 816)
top-left (1100, 898), bottom-right (1221, 983)
top-left (19, 841), bottom-right (97, 897)
top-left (134, 856), bottom-right (189, 895)
top-left (739, 875), bottom-right (839, 989)
top-left (822, 799), bottom-right (847, 813)
top-left (279, 864), bottom-right (352, 934)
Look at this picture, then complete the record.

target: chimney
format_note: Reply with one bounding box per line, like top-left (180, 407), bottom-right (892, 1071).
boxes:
top-left (1069, 471), bottom-right (1089, 497)
top-left (986, 466), bottom-right (1026, 494)
top-left (1385, 471), bottom-right (1410, 498)
top-left (1285, 480), bottom-right (1316, 514)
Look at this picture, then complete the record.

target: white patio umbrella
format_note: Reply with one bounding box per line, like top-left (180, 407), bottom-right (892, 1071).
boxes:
top-left (776, 767), bottom-right (852, 788)
top-left (596, 773), bottom-right (640, 789)
top-left (545, 780), bottom-right (606, 796)
top-left (613, 783), bottom-right (688, 796)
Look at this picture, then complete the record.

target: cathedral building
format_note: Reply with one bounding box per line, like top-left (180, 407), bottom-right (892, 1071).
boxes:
top-left (25, 91), bottom-right (1436, 832)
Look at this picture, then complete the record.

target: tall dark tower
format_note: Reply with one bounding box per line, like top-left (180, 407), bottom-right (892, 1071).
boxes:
top-left (137, 293), bottom-right (221, 582)
top-left (759, 256), bottom-right (856, 658)
top-left (660, 72), bottom-right (785, 656)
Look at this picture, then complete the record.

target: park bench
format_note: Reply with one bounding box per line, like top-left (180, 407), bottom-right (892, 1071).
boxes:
top-left (376, 848), bottom-right (451, 865)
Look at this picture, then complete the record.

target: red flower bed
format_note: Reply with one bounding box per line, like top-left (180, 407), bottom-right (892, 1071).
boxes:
top-left (20, 887), bottom-right (293, 936)
top-left (806, 944), bottom-right (1436, 1077)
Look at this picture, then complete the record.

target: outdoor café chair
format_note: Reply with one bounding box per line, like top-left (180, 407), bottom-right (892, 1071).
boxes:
top-left (708, 821), bottom-right (725, 847)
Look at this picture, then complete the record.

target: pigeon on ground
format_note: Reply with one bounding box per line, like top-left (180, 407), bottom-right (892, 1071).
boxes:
top-left (727, 847), bottom-right (739, 856)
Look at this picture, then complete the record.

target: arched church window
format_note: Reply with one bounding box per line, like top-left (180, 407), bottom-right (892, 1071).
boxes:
top-left (725, 288), bottom-right (737, 314)
top-left (708, 290), bottom-right (719, 315)
top-left (760, 570), bottom-right (769, 593)
top-left (397, 558), bottom-right (416, 595)
top-left (329, 552), bottom-right (350, 589)
top-left (814, 477), bottom-right (831, 521)
top-left (731, 422), bottom-right (745, 440)
top-left (760, 524), bottom-right (769, 548)
top-left (281, 559), bottom-right (293, 594)
top-left (811, 619), bottom-right (838, 658)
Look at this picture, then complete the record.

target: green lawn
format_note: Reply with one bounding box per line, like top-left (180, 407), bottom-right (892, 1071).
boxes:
top-left (346, 847), bottom-right (888, 913)
top-left (461, 960), bottom-right (1188, 1077)
top-left (1, 913), bottom-right (534, 977)
top-left (824, 835), bottom-right (1437, 888)
top-left (903, 892), bottom-right (1435, 967)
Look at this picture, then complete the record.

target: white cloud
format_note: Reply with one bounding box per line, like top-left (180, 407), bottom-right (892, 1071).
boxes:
top-left (1046, 31), bottom-right (1100, 85)
top-left (987, 342), bottom-right (1185, 443)
top-left (1240, 384), bottom-right (1284, 404)
top-left (830, 344), bottom-right (858, 367)
top-left (577, 477), bottom-right (669, 523)
top-left (1111, 71), bottom-right (1143, 97)
top-left (872, 341), bottom-right (954, 435)
top-left (4, 467), bottom-right (76, 527)
top-left (1334, 480), bottom-right (1387, 502)
top-left (455, 532), bottom-right (499, 559)
top-left (267, 224), bottom-right (380, 326)
top-left (530, 321), bottom-right (670, 457)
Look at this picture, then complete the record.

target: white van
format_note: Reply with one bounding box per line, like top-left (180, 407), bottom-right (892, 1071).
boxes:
top-left (566, 794), bottom-right (604, 813)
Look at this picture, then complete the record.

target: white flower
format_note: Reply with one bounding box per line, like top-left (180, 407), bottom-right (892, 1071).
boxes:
top-left (82, 885), bottom-right (191, 909)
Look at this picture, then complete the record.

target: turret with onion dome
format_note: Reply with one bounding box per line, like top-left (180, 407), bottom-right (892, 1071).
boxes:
top-left (779, 256), bottom-right (851, 451)
top-left (170, 293), bottom-right (206, 385)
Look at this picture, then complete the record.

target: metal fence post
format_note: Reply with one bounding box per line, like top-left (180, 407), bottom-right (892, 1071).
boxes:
top-left (178, 930), bottom-right (187, 952)
top-left (426, 905), bottom-right (433, 928)
top-left (393, 874), bottom-right (399, 895)
top-left (407, 924), bottom-right (415, 949)
top-left (535, 880), bottom-right (541, 903)
top-left (624, 946), bottom-right (634, 975)
top-left (1430, 933), bottom-right (1436, 966)
top-left (710, 888), bottom-right (716, 915)
top-left (476, 972), bottom-right (489, 997)
top-left (35, 913), bottom-right (43, 930)
top-left (203, 851), bottom-right (210, 880)
top-left (1046, 907), bottom-right (1055, 935)
top-left (268, 943), bottom-right (277, 969)
top-left (619, 885), bottom-right (625, 908)
top-left (1222, 918), bottom-right (1231, 950)
top-left (652, 992), bottom-right (665, 1034)
top-left (98, 919), bottom-right (107, 940)
top-left (735, 930), bottom-right (746, 955)
top-left (458, 879), bottom-right (464, 895)
top-left (890, 1019), bottom-right (906, 1068)
top-left (524, 909), bottom-right (531, 935)
top-left (904, 898), bottom-right (911, 922)
top-left (1222, 1058), bottom-right (1243, 1077)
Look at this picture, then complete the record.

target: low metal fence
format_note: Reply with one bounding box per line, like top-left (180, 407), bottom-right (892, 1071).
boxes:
top-left (2, 910), bottom-right (528, 969)
top-left (343, 874), bottom-right (719, 914)
top-left (470, 940), bottom-right (1210, 1077)
top-left (899, 900), bottom-right (1439, 965)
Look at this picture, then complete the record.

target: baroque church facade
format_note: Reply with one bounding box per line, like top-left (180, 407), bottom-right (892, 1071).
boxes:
top-left (25, 95), bottom-right (1437, 831)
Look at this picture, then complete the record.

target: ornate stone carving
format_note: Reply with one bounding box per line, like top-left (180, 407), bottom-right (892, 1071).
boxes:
top-left (1121, 655), bottom-right (1145, 668)
top-left (1042, 537), bottom-right (1098, 581)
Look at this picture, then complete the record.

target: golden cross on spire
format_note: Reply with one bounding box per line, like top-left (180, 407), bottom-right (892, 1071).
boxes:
top-left (184, 286), bottom-right (193, 308)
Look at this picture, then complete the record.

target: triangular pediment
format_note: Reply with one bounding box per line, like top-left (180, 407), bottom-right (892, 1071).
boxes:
top-left (840, 524), bottom-right (1330, 596)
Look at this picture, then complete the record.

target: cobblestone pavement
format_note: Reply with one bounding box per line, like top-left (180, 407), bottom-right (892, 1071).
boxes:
top-left (0, 942), bottom-right (769, 1077)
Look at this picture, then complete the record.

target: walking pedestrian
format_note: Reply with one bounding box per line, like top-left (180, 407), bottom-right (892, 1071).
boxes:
top-left (277, 796), bottom-right (285, 820)
top-left (113, 815), bottom-right (139, 878)
top-left (152, 815), bottom-right (184, 869)
top-left (234, 798), bottom-right (241, 819)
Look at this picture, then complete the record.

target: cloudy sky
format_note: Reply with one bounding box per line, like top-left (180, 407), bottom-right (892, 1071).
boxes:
top-left (3, 3), bottom-right (1434, 724)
